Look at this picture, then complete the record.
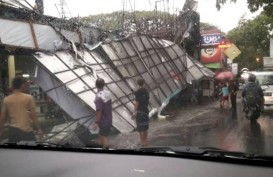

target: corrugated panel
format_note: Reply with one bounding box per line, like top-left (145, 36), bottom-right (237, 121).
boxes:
top-left (0, 18), bottom-right (64, 50)
top-left (192, 59), bottom-right (215, 77)
top-left (0, 18), bottom-right (103, 51)
top-left (34, 65), bottom-right (94, 129)
top-left (77, 50), bottom-right (137, 131)
top-left (0, 19), bottom-right (35, 48)
top-left (34, 51), bottom-right (136, 133)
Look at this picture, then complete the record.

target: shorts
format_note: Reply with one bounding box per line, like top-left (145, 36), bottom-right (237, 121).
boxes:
top-left (221, 96), bottom-right (228, 101)
top-left (99, 126), bottom-right (111, 136)
top-left (136, 112), bottom-right (149, 132)
top-left (9, 127), bottom-right (36, 142)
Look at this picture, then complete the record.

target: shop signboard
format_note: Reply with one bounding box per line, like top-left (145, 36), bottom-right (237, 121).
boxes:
top-left (201, 47), bottom-right (222, 64)
top-left (201, 33), bottom-right (222, 46)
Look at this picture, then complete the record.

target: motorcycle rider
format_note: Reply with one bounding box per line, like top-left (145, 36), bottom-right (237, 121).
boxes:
top-left (241, 74), bottom-right (264, 112)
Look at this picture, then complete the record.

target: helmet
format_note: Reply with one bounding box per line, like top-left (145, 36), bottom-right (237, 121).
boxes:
top-left (248, 74), bottom-right (256, 82)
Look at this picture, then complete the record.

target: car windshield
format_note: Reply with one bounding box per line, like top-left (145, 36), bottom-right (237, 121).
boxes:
top-left (0, 0), bottom-right (273, 159)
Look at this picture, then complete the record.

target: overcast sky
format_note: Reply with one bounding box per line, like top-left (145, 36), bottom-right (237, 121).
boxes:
top-left (25, 0), bottom-right (260, 33)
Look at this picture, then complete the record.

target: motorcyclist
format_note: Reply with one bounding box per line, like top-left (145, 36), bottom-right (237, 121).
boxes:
top-left (241, 74), bottom-right (264, 111)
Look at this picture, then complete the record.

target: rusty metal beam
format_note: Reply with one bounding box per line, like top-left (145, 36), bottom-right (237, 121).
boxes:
top-left (28, 20), bottom-right (39, 49)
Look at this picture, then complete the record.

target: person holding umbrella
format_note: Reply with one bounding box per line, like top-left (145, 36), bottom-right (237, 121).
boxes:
top-left (220, 83), bottom-right (229, 108)
top-left (215, 71), bottom-right (234, 81)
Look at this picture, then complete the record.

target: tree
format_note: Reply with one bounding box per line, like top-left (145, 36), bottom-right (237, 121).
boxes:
top-left (200, 22), bottom-right (220, 32)
top-left (227, 13), bottom-right (272, 70)
top-left (216, 0), bottom-right (273, 19)
top-left (81, 11), bottom-right (219, 40)
top-left (81, 11), bottom-right (175, 31)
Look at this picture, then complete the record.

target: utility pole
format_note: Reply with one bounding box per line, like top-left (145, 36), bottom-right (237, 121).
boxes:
top-left (155, 0), bottom-right (161, 32)
top-left (121, 0), bottom-right (125, 30)
top-left (35, 0), bottom-right (44, 14)
top-left (60, 0), bottom-right (65, 18)
top-left (167, 0), bottom-right (169, 14)
top-left (55, 0), bottom-right (72, 19)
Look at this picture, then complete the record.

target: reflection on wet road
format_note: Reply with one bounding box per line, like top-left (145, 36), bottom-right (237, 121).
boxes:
top-left (111, 99), bottom-right (273, 156)
top-left (184, 102), bottom-right (273, 156)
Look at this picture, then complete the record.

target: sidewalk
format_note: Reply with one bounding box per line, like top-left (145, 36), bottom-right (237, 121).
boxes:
top-left (107, 97), bottom-right (220, 149)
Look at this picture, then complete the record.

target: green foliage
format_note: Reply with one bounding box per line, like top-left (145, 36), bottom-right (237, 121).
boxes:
top-left (216, 0), bottom-right (236, 9)
top-left (216, 0), bottom-right (273, 18)
top-left (200, 22), bottom-right (220, 32)
top-left (81, 10), bottom-right (217, 42)
top-left (227, 13), bottom-right (272, 70)
top-left (81, 10), bottom-right (176, 31)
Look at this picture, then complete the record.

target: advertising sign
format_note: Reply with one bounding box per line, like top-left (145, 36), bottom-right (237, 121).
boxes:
top-left (270, 38), bottom-right (273, 57)
top-left (201, 33), bottom-right (222, 46)
top-left (263, 57), bottom-right (273, 68)
top-left (232, 63), bottom-right (238, 75)
top-left (227, 58), bottom-right (232, 64)
top-left (201, 47), bottom-right (222, 64)
top-left (224, 44), bottom-right (241, 60)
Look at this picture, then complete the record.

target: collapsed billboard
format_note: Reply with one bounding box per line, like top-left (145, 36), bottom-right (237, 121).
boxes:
top-left (0, 3), bottom-right (214, 133)
top-left (33, 34), bottom-right (214, 133)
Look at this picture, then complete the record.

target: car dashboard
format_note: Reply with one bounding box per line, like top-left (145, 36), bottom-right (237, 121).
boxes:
top-left (0, 147), bottom-right (272, 177)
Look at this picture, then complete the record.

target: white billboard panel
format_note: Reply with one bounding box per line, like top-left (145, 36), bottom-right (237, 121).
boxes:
top-left (263, 57), bottom-right (273, 68)
top-left (270, 38), bottom-right (273, 57)
top-left (232, 63), bottom-right (238, 75)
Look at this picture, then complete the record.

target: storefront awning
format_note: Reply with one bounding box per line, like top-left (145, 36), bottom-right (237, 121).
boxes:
top-left (205, 62), bottom-right (221, 69)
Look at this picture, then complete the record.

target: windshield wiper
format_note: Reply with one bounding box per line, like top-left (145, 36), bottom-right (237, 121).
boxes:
top-left (0, 141), bottom-right (105, 150)
top-left (1, 142), bottom-right (272, 162)
top-left (139, 146), bottom-right (273, 161)
top-left (0, 141), bottom-right (67, 148)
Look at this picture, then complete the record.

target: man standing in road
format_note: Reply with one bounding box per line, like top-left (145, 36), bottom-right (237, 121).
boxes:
top-left (229, 79), bottom-right (239, 112)
top-left (133, 78), bottom-right (150, 147)
top-left (0, 89), bottom-right (4, 121)
top-left (0, 76), bottom-right (43, 142)
top-left (94, 78), bottom-right (112, 148)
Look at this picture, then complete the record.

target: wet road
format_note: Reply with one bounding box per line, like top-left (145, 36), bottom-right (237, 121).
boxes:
top-left (110, 99), bottom-right (273, 156)
top-left (185, 103), bottom-right (273, 156)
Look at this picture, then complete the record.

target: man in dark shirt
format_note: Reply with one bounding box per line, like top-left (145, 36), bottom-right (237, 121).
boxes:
top-left (133, 78), bottom-right (149, 147)
top-left (229, 79), bottom-right (239, 111)
top-left (242, 74), bottom-right (264, 111)
top-left (94, 78), bottom-right (112, 148)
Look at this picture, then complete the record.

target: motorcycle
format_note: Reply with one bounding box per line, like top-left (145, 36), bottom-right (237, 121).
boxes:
top-left (242, 99), bottom-right (261, 123)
